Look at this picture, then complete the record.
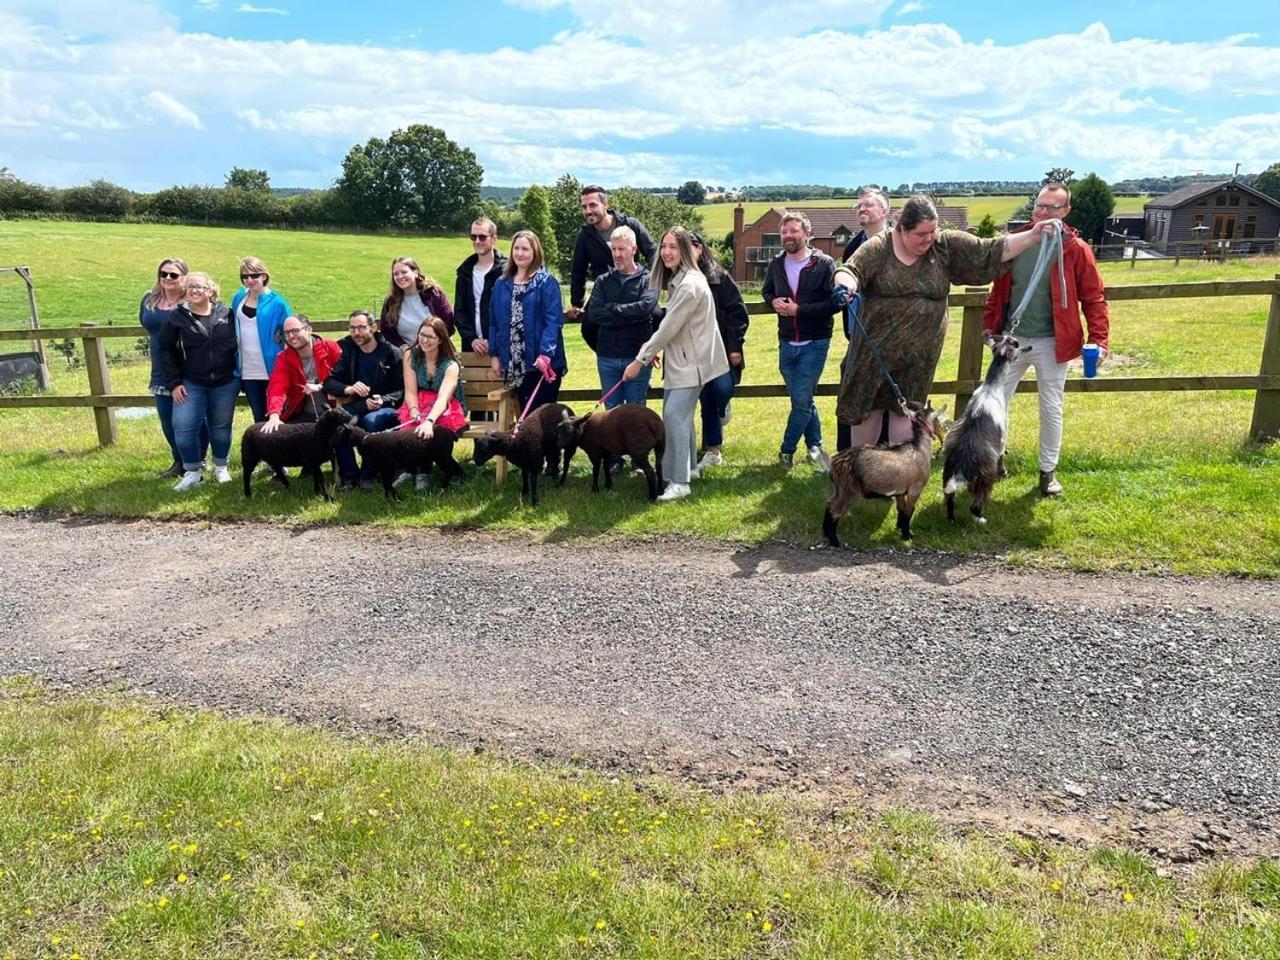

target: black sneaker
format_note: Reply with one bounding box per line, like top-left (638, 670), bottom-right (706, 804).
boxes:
top-left (359, 477), bottom-right (376, 492)
top-left (778, 451), bottom-right (794, 468)
top-left (337, 477), bottom-right (358, 492)
top-left (1039, 470), bottom-right (1063, 497)
top-left (159, 462), bottom-right (183, 479)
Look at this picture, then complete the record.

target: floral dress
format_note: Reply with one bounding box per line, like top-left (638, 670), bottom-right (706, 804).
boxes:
top-left (837, 230), bottom-right (1008, 425)
top-left (507, 281), bottom-right (529, 383)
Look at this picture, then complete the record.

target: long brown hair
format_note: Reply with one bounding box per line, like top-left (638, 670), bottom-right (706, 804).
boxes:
top-left (502, 231), bottom-right (545, 280)
top-left (649, 227), bottom-right (699, 290)
top-left (384, 256), bottom-right (441, 330)
top-left (409, 317), bottom-right (458, 369)
top-left (145, 257), bottom-right (188, 309)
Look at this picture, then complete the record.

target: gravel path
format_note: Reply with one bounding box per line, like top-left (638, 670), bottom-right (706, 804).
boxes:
top-left (3, 513), bottom-right (1277, 858)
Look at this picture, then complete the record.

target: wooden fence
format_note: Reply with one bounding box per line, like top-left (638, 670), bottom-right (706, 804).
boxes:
top-left (3, 276), bottom-right (1279, 446)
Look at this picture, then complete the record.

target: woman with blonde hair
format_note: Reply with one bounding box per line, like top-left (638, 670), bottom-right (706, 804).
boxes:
top-left (139, 256), bottom-right (199, 476)
top-left (229, 255), bottom-right (292, 422)
top-left (157, 272), bottom-right (238, 492)
top-left (624, 226), bottom-right (729, 502)
top-left (378, 256), bottom-right (456, 348)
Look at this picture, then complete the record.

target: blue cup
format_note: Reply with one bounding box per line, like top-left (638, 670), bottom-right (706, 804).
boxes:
top-left (1082, 343), bottom-right (1100, 378)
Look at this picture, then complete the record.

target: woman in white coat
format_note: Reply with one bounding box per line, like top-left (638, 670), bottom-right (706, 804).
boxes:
top-left (624, 226), bottom-right (729, 502)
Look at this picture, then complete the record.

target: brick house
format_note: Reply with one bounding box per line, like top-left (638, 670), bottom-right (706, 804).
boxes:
top-left (731, 203), bottom-right (969, 283)
top-left (1142, 178), bottom-right (1280, 252)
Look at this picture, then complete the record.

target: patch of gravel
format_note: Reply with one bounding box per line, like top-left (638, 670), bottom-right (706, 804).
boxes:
top-left (2, 513), bottom-right (1276, 859)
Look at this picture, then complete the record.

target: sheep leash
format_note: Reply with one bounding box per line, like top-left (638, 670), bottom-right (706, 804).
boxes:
top-left (1005, 219), bottom-right (1066, 337)
top-left (511, 373), bottom-right (548, 436)
top-left (592, 377), bottom-right (626, 411)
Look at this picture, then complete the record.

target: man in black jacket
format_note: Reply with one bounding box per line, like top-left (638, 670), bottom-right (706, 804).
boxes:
top-left (323, 310), bottom-right (405, 490)
top-left (454, 217), bottom-right (508, 356)
top-left (566, 185), bottom-right (656, 321)
top-left (760, 210), bottom-right (836, 469)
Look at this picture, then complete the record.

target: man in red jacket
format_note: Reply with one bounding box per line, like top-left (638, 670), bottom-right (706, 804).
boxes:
top-left (261, 315), bottom-right (342, 433)
top-left (983, 182), bottom-right (1110, 497)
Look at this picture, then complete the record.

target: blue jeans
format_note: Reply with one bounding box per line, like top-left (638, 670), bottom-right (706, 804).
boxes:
top-left (242, 378), bottom-right (269, 422)
top-left (778, 338), bottom-right (829, 454)
top-left (335, 406), bottom-right (400, 479)
top-left (155, 392), bottom-right (207, 465)
top-left (698, 370), bottom-right (735, 449)
top-left (174, 378), bottom-right (240, 470)
top-left (597, 355), bottom-right (651, 408)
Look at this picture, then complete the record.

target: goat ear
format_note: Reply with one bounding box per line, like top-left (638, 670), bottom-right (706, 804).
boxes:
top-left (934, 403), bottom-right (948, 417)
top-left (560, 409), bottom-right (571, 423)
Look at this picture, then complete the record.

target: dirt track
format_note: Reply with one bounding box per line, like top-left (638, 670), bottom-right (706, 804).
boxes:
top-left (2, 512), bottom-right (1276, 860)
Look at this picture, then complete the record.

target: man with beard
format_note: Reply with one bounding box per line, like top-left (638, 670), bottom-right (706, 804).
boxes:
top-left (566, 184), bottom-right (656, 322)
top-left (761, 210), bottom-right (837, 470)
top-left (324, 309), bottom-right (405, 491)
top-left (837, 188), bottom-right (891, 451)
top-left (454, 216), bottom-right (507, 356)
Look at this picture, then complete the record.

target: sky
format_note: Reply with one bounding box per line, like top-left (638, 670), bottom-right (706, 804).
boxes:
top-left (2, 0), bottom-right (1278, 191)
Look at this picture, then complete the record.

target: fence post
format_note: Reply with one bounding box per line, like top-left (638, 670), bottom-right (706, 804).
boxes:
top-left (1130, 245), bottom-right (1138, 268)
top-left (1248, 274), bottom-right (1280, 444)
top-left (82, 324), bottom-right (118, 447)
top-left (954, 287), bottom-right (986, 418)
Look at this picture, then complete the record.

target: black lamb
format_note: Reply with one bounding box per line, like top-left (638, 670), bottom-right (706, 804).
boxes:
top-left (472, 403), bottom-right (576, 507)
top-left (336, 422), bottom-right (463, 500)
top-left (241, 406), bottom-right (353, 501)
top-left (555, 405), bottom-right (666, 502)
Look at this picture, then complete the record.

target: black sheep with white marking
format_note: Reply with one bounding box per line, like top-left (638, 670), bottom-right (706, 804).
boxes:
top-left (472, 403), bottom-right (576, 507)
top-left (241, 406), bottom-right (352, 502)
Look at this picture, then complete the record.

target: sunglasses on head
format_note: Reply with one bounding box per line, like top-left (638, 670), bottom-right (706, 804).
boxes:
top-left (159, 270), bottom-right (184, 280)
top-left (240, 272), bottom-right (264, 281)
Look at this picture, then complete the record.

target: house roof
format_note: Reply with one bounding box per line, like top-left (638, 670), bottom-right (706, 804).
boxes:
top-left (1145, 178), bottom-right (1280, 211)
top-left (745, 203), bottom-right (969, 236)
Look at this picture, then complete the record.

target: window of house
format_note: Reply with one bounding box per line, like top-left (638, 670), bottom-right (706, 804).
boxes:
top-left (762, 233), bottom-right (780, 247)
top-left (1216, 194), bottom-right (1226, 206)
top-left (1228, 191), bottom-right (1240, 206)
top-left (1244, 215), bottom-right (1257, 239)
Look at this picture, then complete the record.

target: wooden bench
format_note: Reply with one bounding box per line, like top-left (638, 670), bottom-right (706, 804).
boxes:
top-left (457, 351), bottom-right (518, 484)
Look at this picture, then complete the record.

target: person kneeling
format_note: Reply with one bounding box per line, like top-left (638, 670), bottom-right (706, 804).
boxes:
top-left (398, 318), bottom-right (470, 492)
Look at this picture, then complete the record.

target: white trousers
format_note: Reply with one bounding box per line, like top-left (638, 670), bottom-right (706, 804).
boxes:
top-left (1000, 336), bottom-right (1069, 472)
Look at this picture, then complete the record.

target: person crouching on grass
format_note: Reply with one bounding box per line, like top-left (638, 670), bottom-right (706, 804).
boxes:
top-left (259, 315), bottom-right (342, 434)
top-left (157, 272), bottom-right (238, 492)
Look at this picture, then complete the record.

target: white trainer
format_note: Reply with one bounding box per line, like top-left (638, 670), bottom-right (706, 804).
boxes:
top-left (808, 445), bottom-right (831, 472)
top-left (656, 481), bottom-right (691, 502)
top-left (414, 473), bottom-right (430, 493)
top-left (172, 470), bottom-right (204, 492)
top-left (698, 449), bottom-right (724, 469)
top-left (213, 465), bottom-right (232, 484)
top-left (392, 471), bottom-right (413, 488)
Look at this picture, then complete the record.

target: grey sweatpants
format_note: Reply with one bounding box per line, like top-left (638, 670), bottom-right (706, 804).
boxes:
top-left (660, 386), bottom-right (700, 485)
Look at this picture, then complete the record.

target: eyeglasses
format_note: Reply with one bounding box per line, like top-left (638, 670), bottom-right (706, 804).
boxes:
top-left (240, 272), bottom-right (264, 281)
top-left (1033, 202), bottom-right (1067, 212)
top-left (470, 234), bottom-right (493, 242)
top-left (159, 271), bottom-right (184, 280)
top-left (348, 324), bottom-right (370, 332)
top-left (185, 285), bottom-right (210, 293)
top-left (418, 333), bottom-right (439, 341)
top-left (283, 327), bottom-right (308, 336)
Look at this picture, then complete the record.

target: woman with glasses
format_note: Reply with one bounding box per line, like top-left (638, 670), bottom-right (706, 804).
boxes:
top-left (157, 273), bottom-right (238, 492)
top-left (229, 256), bottom-right (292, 421)
top-left (397, 317), bottom-right (469, 492)
top-left (259, 315), bottom-right (342, 434)
top-left (139, 257), bottom-right (201, 477)
top-left (378, 257), bottom-right (456, 348)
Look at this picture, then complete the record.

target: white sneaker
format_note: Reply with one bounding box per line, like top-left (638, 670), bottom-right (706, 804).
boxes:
top-left (808, 445), bottom-right (831, 472)
top-left (414, 473), bottom-right (430, 493)
top-left (213, 465), bottom-right (232, 484)
top-left (688, 466), bottom-right (701, 481)
top-left (656, 481), bottom-right (691, 502)
top-left (720, 401), bottom-right (732, 427)
top-left (698, 449), bottom-right (724, 469)
top-left (172, 470), bottom-right (204, 492)
top-left (392, 471), bottom-right (413, 488)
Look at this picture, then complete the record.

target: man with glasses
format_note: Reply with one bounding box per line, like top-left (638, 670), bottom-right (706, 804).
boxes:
top-left (324, 309), bottom-right (405, 491)
top-left (260, 315), bottom-right (342, 433)
top-left (983, 181), bottom-right (1110, 497)
top-left (454, 217), bottom-right (508, 356)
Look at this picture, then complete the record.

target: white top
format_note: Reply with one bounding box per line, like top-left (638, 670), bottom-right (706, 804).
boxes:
top-left (472, 266), bottom-right (487, 332)
top-left (237, 303), bottom-right (268, 379)
top-left (396, 292), bottom-right (431, 344)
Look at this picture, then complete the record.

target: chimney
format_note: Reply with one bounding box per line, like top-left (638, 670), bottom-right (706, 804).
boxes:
top-left (734, 203), bottom-right (744, 236)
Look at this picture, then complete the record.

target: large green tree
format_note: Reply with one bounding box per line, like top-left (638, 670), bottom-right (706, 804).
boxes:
top-left (225, 167), bottom-right (270, 192)
top-left (336, 124), bottom-right (482, 231)
top-left (1066, 172), bottom-right (1114, 244)
top-left (518, 184), bottom-right (558, 270)
top-left (1254, 162), bottom-right (1280, 202)
top-left (676, 180), bottom-right (706, 205)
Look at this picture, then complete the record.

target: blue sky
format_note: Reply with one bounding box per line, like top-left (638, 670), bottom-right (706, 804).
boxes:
top-left (2, 0), bottom-right (1278, 191)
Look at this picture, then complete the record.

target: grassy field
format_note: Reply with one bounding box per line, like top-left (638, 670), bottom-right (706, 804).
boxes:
top-left (2, 680), bottom-right (1277, 959)
top-left (1, 221), bottom-right (1278, 576)
top-left (697, 196), bottom-right (1153, 238)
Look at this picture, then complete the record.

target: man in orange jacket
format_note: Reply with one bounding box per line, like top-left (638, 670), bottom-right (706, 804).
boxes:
top-left (983, 182), bottom-right (1110, 497)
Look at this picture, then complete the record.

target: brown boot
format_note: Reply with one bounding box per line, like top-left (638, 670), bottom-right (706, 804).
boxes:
top-left (1039, 469), bottom-right (1063, 497)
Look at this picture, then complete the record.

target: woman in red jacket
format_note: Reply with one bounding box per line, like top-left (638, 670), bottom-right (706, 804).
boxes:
top-left (260, 315), bottom-right (343, 434)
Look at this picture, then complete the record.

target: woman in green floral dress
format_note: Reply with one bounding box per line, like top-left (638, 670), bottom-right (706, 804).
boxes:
top-left (831, 195), bottom-right (1058, 447)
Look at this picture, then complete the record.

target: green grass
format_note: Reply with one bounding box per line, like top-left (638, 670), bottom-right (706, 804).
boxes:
top-left (2, 679), bottom-right (1277, 959)
top-left (697, 196), bottom-right (1153, 238)
top-left (2, 222), bottom-right (1279, 576)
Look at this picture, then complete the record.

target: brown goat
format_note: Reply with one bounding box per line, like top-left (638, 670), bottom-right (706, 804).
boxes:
top-left (555, 405), bottom-right (666, 501)
top-left (823, 403), bottom-right (948, 545)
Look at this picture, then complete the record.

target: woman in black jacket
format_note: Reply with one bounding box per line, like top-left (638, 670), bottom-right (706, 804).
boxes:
top-left (692, 236), bottom-right (748, 471)
top-left (157, 272), bottom-right (239, 492)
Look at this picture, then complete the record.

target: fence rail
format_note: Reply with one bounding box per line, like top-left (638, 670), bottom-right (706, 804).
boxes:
top-left (3, 276), bottom-right (1280, 446)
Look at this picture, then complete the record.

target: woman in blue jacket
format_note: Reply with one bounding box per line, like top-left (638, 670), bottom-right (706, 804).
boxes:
top-left (489, 230), bottom-right (567, 411)
top-left (229, 255), bottom-right (292, 421)
top-left (139, 256), bottom-right (195, 476)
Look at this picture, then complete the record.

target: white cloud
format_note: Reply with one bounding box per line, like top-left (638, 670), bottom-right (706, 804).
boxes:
top-left (236, 3), bottom-right (288, 14)
top-left (143, 90), bottom-right (203, 129)
top-left (898, 1), bottom-right (926, 14)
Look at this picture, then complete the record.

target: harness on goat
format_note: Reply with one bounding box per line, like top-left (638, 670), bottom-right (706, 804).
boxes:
top-left (1004, 219), bottom-right (1067, 338)
top-left (845, 292), bottom-right (913, 421)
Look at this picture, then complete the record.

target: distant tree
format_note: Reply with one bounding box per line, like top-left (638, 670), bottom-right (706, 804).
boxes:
top-left (974, 214), bottom-right (998, 238)
top-left (1254, 162), bottom-right (1280, 202)
top-left (60, 179), bottom-right (134, 218)
top-left (220, 187), bottom-right (285, 225)
top-left (676, 180), bottom-right (707, 205)
top-left (143, 184), bottom-right (221, 222)
top-left (0, 168), bottom-right (57, 212)
top-left (1066, 173), bottom-right (1115, 244)
top-left (609, 186), bottom-right (704, 243)
top-left (225, 167), bottom-right (270, 192)
top-left (547, 173), bottom-right (586, 278)
top-left (1043, 167), bottom-right (1076, 185)
top-left (518, 184), bottom-right (558, 269)
top-left (335, 136), bottom-right (412, 229)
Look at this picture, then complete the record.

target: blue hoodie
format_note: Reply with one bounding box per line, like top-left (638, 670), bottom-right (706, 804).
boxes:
top-left (229, 286), bottom-right (292, 378)
top-left (488, 267), bottom-right (568, 375)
